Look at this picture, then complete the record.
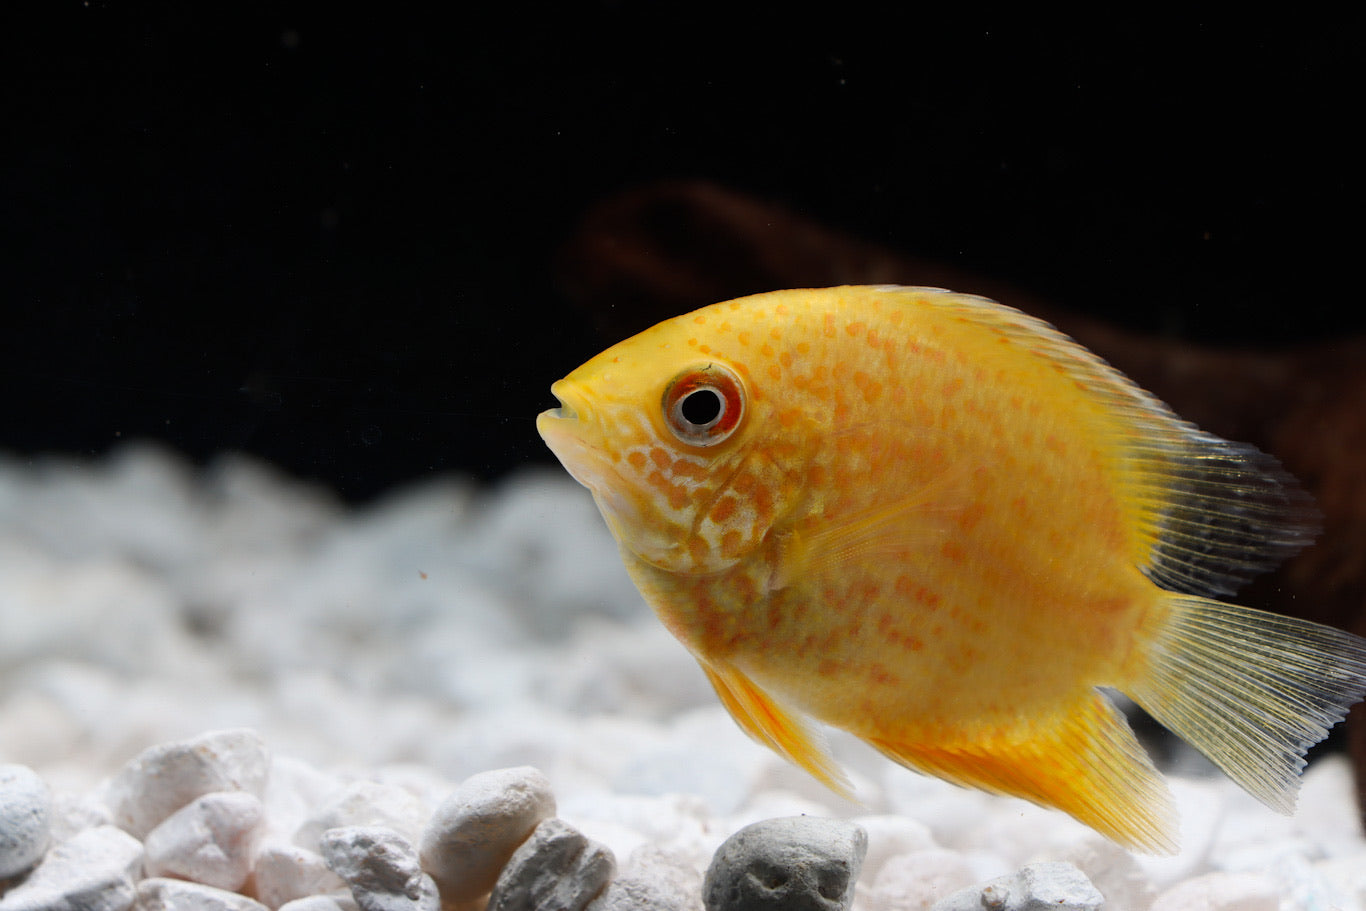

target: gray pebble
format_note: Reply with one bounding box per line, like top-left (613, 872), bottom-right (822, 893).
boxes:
top-left (703, 816), bottom-right (867, 911)
top-left (320, 825), bottom-right (439, 911)
top-left (487, 817), bottom-right (616, 911)
top-left (930, 862), bottom-right (1105, 911)
top-left (0, 765), bottom-right (51, 879)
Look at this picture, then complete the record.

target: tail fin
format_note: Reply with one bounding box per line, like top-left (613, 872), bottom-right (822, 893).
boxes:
top-left (1127, 594), bottom-right (1366, 813)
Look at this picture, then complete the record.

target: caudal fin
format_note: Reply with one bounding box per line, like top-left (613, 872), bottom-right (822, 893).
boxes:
top-left (1127, 594), bottom-right (1366, 814)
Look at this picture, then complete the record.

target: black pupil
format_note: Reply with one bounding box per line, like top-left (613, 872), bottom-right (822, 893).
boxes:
top-left (680, 388), bottom-right (723, 427)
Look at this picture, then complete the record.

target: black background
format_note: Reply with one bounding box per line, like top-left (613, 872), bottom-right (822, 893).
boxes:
top-left (4, 6), bottom-right (1358, 500)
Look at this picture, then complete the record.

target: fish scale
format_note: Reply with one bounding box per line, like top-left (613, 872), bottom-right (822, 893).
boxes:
top-left (538, 285), bottom-right (1366, 854)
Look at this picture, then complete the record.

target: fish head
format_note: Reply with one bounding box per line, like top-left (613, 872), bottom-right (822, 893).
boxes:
top-left (538, 306), bottom-right (809, 575)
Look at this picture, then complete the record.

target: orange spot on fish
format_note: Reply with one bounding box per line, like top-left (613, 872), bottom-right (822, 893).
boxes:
top-left (671, 458), bottom-right (707, 480)
top-left (846, 320), bottom-right (866, 337)
top-left (823, 314), bottom-right (837, 338)
top-left (627, 451), bottom-right (647, 471)
top-left (649, 448), bottom-right (671, 470)
top-left (852, 371), bottom-right (882, 405)
top-left (940, 541), bottom-right (967, 564)
top-left (869, 663), bottom-right (899, 686)
top-left (709, 495), bottom-right (738, 524)
top-left (738, 331), bottom-right (751, 346)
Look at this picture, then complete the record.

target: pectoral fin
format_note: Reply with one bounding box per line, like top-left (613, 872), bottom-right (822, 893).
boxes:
top-left (772, 461), bottom-right (972, 590)
top-left (701, 659), bottom-right (855, 801)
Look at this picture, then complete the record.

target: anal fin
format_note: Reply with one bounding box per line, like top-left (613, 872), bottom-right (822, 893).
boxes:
top-left (867, 691), bottom-right (1178, 854)
top-left (701, 660), bottom-right (855, 801)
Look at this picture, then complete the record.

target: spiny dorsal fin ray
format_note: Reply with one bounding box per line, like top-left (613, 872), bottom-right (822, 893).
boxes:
top-left (872, 286), bottom-right (1319, 597)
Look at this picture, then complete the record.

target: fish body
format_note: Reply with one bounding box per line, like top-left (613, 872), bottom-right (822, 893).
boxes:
top-left (536, 285), bottom-right (1366, 853)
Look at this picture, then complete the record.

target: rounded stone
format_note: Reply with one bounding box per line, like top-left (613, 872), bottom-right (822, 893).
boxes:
top-left (0, 764), bottom-right (51, 879)
top-left (417, 766), bottom-right (556, 901)
top-left (703, 816), bottom-right (868, 911)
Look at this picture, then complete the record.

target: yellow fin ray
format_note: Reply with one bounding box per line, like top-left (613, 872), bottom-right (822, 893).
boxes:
top-left (1126, 594), bottom-right (1366, 814)
top-left (867, 691), bottom-right (1178, 854)
top-left (701, 660), bottom-right (855, 801)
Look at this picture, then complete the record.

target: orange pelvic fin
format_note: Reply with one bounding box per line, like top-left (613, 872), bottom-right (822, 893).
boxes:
top-left (868, 691), bottom-right (1178, 854)
top-left (702, 659), bottom-right (855, 801)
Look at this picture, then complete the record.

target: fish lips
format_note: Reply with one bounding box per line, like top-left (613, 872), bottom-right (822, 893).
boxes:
top-left (537, 382), bottom-right (616, 494)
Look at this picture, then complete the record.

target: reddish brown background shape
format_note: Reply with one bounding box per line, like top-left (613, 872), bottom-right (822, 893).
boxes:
top-left (558, 180), bottom-right (1366, 819)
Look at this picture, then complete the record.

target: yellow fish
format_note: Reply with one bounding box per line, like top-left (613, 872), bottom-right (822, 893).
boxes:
top-left (536, 285), bottom-right (1366, 853)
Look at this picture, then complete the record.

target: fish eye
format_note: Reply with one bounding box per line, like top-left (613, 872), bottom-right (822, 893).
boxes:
top-left (663, 365), bottom-right (745, 447)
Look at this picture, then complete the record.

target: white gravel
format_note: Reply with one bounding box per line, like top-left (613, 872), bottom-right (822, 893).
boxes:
top-left (1, 443), bottom-right (1364, 910)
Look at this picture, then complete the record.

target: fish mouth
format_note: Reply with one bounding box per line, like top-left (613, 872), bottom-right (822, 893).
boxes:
top-left (537, 381), bottom-right (608, 491)
top-left (541, 380), bottom-right (581, 422)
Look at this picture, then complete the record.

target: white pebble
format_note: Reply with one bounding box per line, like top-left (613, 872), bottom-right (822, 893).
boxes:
top-left (586, 847), bottom-right (700, 911)
top-left (853, 815), bottom-right (938, 884)
top-left (278, 898), bottom-right (360, 911)
top-left (320, 825), bottom-right (439, 911)
top-left (135, 877), bottom-right (269, 911)
top-left (0, 764), bottom-right (51, 879)
top-left (0, 824), bottom-right (142, 911)
top-left (864, 850), bottom-right (978, 911)
top-left (1049, 836), bottom-right (1156, 911)
top-left (417, 766), bottom-right (556, 902)
top-left (1315, 852), bottom-right (1366, 909)
top-left (105, 728), bottom-right (269, 839)
top-left (294, 781), bottom-right (428, 852)
top-left (254, 842), bottom-right (347, 908)
top-left (931, 861), bottom-right (1104, 911)
top-left (1150, 871), bottom-right (1279, 911)
top-left (143, 791), bottom-right (265, 891)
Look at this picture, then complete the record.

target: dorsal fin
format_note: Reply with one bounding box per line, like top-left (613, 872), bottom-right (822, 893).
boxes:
top-left (871, 285), bottom-right (1319, 596)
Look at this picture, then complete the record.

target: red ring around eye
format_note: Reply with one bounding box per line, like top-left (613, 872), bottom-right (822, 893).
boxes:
top-left (663, 365), bottom-right (745, 447)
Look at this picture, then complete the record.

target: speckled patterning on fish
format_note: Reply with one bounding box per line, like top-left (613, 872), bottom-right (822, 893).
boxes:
top-left (536, 285), bottom-right (1366, 853)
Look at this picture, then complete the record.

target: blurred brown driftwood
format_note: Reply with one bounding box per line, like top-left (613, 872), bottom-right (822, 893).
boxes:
top-left (558, 180), bottom-right (1366, 818)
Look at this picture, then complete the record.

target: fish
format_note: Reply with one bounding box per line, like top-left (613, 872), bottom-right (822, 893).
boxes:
top-left (535, 285), bottom-right (1366, 853)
